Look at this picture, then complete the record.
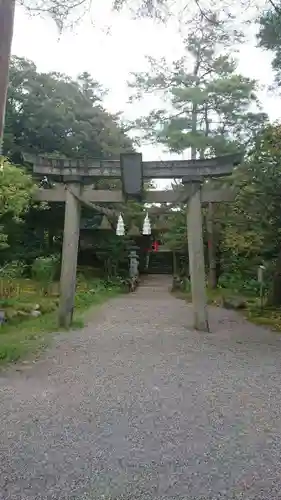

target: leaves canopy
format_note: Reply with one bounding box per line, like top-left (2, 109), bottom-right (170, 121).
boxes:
top-left (126, 12), bottom-right (269, 274)
top-left (0, 160), bottom-right (34, 249)
top-left (1, 56), bottom-right (135, 267)
top-left (258, 1), bottom-right (281, 84)
top-left (129, 14), bottom-right (267, 156)
top-left (220, 124), bottom-right (281, 282)
top-left (4, 56), bottom-right (132, 161)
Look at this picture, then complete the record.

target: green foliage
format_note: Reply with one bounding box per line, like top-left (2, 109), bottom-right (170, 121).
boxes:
top-left (0, 160), bottom-right (34, 250)
top-left (162, 206), bottom-right (187, 253)
top-left (5, 57), bottom-right (132, 161)
top-left (129, 14), bottom-right (267, 155)
top-left (91, 232), bottom-right (132, 278)
top-left (222, 125), bottom-right (281, 258)
top-left (258, 3), bottom-right (281, 83)
top-left (129, 15), bottom-right (267, 266)
top-left (0, 261), bottom-right (26, 280)
top-left (75, 277), bottom-right (123, 309)
top-left (31, 255), bottom-right (60, 290)
top-left (218, 273), bottom-right (261, 296)
top-left (0, 160), bottom-right (34, 215)
top-left (219, 124), bottom-right (281, 304)
top-left (0, 277), bottom-right (122, 365)
top-left (1, 57), bottom-right (135, 269)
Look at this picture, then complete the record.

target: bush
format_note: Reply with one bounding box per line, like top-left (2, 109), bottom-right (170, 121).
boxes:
top-left (218, 271), bottom-right (264, 296)
top-left (0, 261), bottom-right (26, 280)
top-left (0, 261), bottom-right (27, 298)
top-left (31, 255), bottom-right (60, 293)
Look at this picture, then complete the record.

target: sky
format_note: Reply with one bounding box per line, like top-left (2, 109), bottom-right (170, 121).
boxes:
top-left (11, 1), bottom-right (280, 163)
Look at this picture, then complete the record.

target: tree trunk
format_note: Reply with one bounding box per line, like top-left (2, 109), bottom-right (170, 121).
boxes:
top-left (0, 0), bottom-right (15, 153)
top-left (267, 250), bottom-right (281, 306)
top-left (202, 100), bottom-right (218, 288)
top-left (191, 103), bottom-right (197, 160)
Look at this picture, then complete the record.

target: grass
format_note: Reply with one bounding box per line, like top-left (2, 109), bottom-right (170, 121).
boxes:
top-left (0, 277), bottom-right (123, 366)
top-left (244, 305), bottom-right (281, 331)
top-left (172, 285), bottom-right (281, 333)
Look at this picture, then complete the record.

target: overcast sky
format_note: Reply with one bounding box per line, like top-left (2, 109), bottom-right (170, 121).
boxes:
top-left (11, 2), bottom-right (279, 163)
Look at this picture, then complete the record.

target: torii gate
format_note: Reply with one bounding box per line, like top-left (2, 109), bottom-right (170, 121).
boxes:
top-left (29, 152), bottom-right (242, 330)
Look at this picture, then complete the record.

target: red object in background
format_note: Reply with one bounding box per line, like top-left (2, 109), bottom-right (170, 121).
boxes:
top-left (151, 241), bottom-right (159, 252)
top-left (145, 241), bottom-right (159, 252)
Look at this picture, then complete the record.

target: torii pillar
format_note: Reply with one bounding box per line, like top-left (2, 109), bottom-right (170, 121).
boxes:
top-left (58, 183), bottom-right (81, 328)
top-left (186, 181), bottom-right (209, 332)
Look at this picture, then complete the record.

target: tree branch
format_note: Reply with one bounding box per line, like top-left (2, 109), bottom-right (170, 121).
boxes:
top-left (268, 0), bottom-right (281, 14)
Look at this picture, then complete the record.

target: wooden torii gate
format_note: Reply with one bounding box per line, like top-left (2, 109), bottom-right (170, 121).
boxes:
top-left (30, 152), bottom-right (242, 331)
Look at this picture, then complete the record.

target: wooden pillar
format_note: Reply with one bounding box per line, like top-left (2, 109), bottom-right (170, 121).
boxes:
top-left (172, 251), bottom-right (177, 275)
top-left (207, 202), bottom-right (217, 289)
top-left (58, 184), bottom-right (81, 328)
top-left (187, 185), bottom-right (209, 332)
top-left (0, 0), bottom-right (15, 153)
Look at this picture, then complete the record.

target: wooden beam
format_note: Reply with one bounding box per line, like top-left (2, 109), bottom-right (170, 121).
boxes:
top-left (201, 187), bottom-right (235, 203)
top-left (146, 187), bottom-right (235, 203)
top-left (34, 187), bottom-right (122, 203)
top-left (145, 153), bottom-right (242, 178)
top-left (28, 153), bottom-right (243, 179)
top-left (82, 188), bottom-right (122, 203)
top-left (0, 0), bottom-right (16, 150)
top-left (34, 185), bottom-right (236, 204)
top-left (35, 186), bottom-right (67, 202)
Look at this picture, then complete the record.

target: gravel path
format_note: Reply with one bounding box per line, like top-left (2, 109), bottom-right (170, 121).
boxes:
top-left (1, 275), bottom-right (281, 500)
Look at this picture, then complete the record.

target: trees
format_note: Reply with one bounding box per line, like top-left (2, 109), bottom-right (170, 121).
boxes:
top-left (4, 56), bottom-right (132, 161)
top-left (20, 0), bottom-right (165, 22)
top-left (128, 13), bottom-right (267, 286)
top-left (258, 1), bottom-right (281, 83)
top-left (18, 0), bottom-right (213, 26)
top-left (129, 13), bottom-right (266, 155)
top-left (0, 57), bottom-right (134, 267)
top-left (20, 0), bottom-right (274, 26)
top-left (221, 124), bottom-right (281, 305)
top-left (1, 0), bottom-right (158, 155)
top-left (0, 160), bottom-right (34, 249)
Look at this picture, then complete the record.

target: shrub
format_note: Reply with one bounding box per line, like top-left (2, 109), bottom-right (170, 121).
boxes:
top-left (218, 271), bottom-right (264, 296)
top-left (0, 261), bottom-right (26, 280)
top-left (31, 255), bottom-right (60, 294)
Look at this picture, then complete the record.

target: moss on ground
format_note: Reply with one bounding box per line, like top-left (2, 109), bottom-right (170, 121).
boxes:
top-left (172, 286), bottom-right (281, 333)
top-left (0, 278), bottom-right (122, 366)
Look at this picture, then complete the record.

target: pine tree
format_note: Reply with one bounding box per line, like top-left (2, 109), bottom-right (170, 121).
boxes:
top-left (128, 13), bottom-right (268, 287)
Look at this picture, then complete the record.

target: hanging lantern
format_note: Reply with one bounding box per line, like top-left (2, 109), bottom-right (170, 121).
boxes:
top-left (116, 213), bottom-right (125, 236)
top-left (142, 212), bottom-right (151, 235)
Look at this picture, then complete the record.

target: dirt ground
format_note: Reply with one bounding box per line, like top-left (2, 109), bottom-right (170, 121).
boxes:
top-left (1, 275), bottom-right (281, 500)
